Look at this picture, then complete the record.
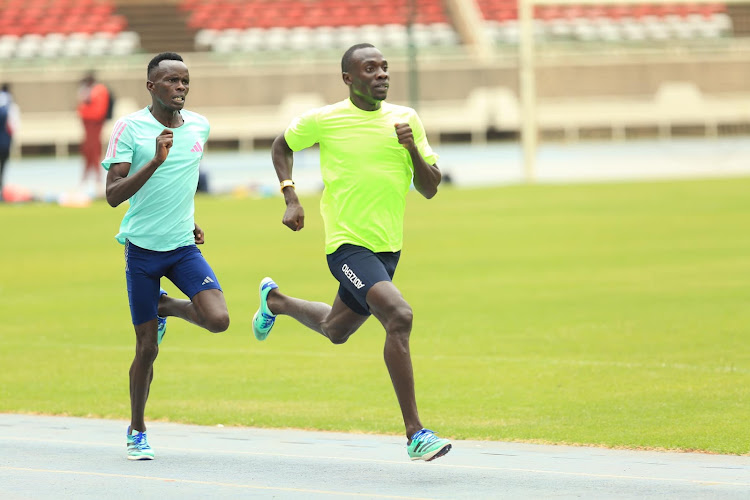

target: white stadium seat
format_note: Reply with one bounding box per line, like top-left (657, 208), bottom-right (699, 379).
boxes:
top-left (238, 28), bottom-right (264, 52)
top-left (335, 26), bottom-right (360, 49)
top-left (110, 31), bottom-right (140, 55)
top-left (195, 28), bottom-right (218, 51)
top-left (357, 24), bottom-right (384, 48)
top-left (311, 26), bottom-right (337, 50)
top-left (381, 24), bottom-right (408, 47)
top-left (62, 33), bottom-right (90, 58)
top-left (288, 26), bottom-right (314, 51)
top-left (0, 35), bottom-right (18, 59)
top-left (262, 27), bottom-right (290, 51)
top-left (15, 34), bottom-right (43, 59)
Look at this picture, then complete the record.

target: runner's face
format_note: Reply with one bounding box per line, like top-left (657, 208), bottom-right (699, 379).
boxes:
top-left (148, 60), bottom-right (190, 111)
top-left (346, 47), bottom-right (389, 110)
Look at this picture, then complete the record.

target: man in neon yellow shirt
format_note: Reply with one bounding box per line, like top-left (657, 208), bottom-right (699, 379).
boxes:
top-left (252, 43), bottom-right (451, 462)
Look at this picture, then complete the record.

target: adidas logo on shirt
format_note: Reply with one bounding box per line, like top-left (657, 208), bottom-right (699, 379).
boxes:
top-left (191, 141), bottom-right (204, 153)
top-left (202, 276), bottom-right (214, 285)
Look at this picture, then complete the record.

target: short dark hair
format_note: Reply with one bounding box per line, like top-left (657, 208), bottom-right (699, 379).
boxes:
top-left (341, 43), bottom-right (375, 73)
top-left (147, 52), bottom-right (184, 78)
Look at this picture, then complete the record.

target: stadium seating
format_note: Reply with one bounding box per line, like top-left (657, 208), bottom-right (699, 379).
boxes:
top-left (3, 0), bottom-right (748, 155)
top-left (182, 1), bottom-right (736, 52)
top-left (0, 0), bottom-right (140, 59)
top-left (478, 0), bottom-right (733, 43)
top-left (184, 0), bottom-right (460, 53)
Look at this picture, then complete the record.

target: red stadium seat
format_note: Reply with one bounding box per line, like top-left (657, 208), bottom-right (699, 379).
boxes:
top-left (0, 0), bottom-right (123, 37)
top-left (181, 0), bottom-right (450, 30)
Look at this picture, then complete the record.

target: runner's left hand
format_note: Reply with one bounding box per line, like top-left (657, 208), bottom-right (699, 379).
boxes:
top-left (194, 223), bottom-right (205, 244)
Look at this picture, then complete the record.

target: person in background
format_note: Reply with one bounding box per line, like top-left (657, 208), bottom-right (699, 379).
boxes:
top-left (0, 83), bottom-right (20, 202)
top-left (77, 71), bottom-right (109, 191)
top-left (253, 43), bottom-right (451, 462)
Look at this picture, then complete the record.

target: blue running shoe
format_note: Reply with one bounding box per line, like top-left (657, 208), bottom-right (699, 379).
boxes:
top-left (252, 277), bottom-right (278, 341)
top-left (157, 288), bottom-right (167, 345)
top-left (407, 429), bottom-right (452, 461)
top-left (126, 426), bottom-right (154, 460)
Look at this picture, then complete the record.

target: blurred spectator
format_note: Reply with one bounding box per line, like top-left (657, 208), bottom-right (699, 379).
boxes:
top-left (77, 72), bottom-right (110, 191)
top-left (0, 83), bottom-right (21, 202)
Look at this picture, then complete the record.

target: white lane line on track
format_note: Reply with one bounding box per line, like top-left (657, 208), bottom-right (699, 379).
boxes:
top-left (0, 467), bottom-right (434, 500)
top-left (429, 463), bottom-right (750, 487)
top-left (2, 438), bottom-right (748, 488)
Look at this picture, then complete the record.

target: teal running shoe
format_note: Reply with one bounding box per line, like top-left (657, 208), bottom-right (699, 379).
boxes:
top-left (157, 288), bottom-right (167, 345)
top-left (407, 429), bottom-right (452, 461)
top-left (252, 277), bottom-right (278, 341)
top-left (126, 426), bottom-right (154, 460)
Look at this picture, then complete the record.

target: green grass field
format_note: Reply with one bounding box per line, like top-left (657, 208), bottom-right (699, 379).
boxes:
top-left (2, 177), bottom-right (749, 454)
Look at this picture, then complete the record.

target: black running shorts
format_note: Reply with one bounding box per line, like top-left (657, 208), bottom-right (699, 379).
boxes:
top-left (326, 244), bottom-right (401, 316)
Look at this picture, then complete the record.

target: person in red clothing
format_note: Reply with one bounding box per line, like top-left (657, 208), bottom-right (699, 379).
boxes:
top-left (77, 72), bottom-right (110, 188)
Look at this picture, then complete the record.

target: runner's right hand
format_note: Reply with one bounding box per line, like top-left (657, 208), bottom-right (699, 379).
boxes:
top-left (154, 129), bottom-right (173, 164)
top-left (283, 202), bottom-right (305, 231)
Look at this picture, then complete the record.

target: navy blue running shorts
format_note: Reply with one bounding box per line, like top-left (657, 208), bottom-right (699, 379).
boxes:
top-left (326, 244), bottom-right (401, 316)
top-left (124, 241), bottom-right (222, 325)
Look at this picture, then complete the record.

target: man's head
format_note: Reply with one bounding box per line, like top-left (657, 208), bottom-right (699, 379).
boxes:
top-left (82, 71), bottom-right (96, 86)
top-left (147, 52), bottom-right (183, 79)
top-left (146, 52), bottom-right (189, 111)
top-left (342, 43), bottom-right (389, 110)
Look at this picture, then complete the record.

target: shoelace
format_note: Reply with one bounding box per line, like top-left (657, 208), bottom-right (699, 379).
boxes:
top-left (133, 433), bottom-right (149, 447)
top-left (259, 312), bottom-right (275, 328)
top-left (413, 429), bottom-right (438, 444)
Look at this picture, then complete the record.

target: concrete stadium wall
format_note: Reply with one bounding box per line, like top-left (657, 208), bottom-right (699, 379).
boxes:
top-left (5, 48), bottom-right (750, 113)
top-left (4, 47), bottom-right (750, 154)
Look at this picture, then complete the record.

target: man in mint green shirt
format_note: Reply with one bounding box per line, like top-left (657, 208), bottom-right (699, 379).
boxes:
top-left (252, 43), bottom-right (451, 462)
top-left (103, 52), bottom-right (230, 461)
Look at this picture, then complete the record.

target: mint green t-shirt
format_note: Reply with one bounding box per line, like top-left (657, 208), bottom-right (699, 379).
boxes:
top-left (284, 99), bottom-right (438, 254)
top-left (101, 107), bottom-right (209, 251)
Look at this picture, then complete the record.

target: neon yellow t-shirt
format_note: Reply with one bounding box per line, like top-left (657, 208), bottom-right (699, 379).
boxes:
top-left (284, 99), bottom-right (438, 254)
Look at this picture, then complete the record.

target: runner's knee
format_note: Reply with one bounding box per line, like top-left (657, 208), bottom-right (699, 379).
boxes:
top-left (322, 322), bottom-right (356, 344)
top-left (135, 340), bottom-right (158, 363)
top-left (384, 304), bottom-right (413, 337)
top-left (204, 310), bottom-right (230, 333)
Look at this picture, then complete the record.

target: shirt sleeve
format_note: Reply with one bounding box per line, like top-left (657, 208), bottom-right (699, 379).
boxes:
top-left (198, 114), bottom-right (210, 156)
top-left (409, 110), bottom-right (439, 165)
top-left (101, 118), bottom-right (133, 170)
top-left (284, 108), bottom-right (320, 152)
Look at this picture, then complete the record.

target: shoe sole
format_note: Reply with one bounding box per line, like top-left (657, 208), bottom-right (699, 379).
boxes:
top-left (411, 443), bottom-right (452, 462)
top-left (252, 310), bottom-right (269, 341)
top-left (157, 290), bottom-right (168, 345)
top-left (157, 317), bottom-right (167, 345)
top-left (127, 454), bottom-right (154, 460)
